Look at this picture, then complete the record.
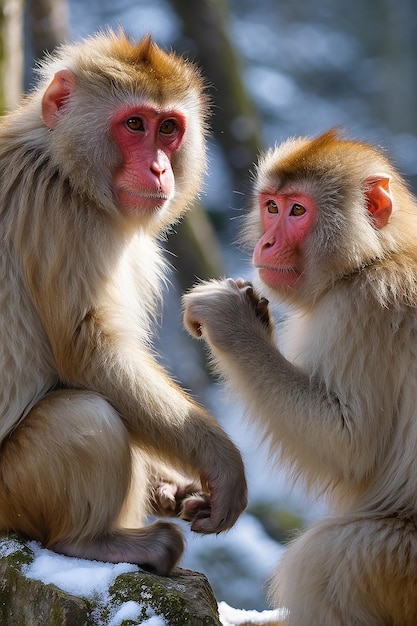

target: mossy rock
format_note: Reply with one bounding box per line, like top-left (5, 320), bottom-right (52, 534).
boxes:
top-left (0, 535), bottom-right (221, 625)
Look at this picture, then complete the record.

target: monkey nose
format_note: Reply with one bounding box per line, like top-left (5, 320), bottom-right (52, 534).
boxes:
top-left (263, 234), bottom-right (276, 248)
top-left (150, 161), bottom-right (166, 176)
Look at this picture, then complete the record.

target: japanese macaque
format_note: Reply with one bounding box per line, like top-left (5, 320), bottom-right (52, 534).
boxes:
top-left (0, 30), bottom-right (247, 576)
top-left (183, 129), bottom-right (417, 624)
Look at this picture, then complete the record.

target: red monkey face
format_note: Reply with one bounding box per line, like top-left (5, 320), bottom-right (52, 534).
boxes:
top-left (111, 106), bottom-right (186, 214)
top-left (253, 190), bottom-right (317, 294)
top-left (39, 33), bottom-right (208, 229)
top-left (247, 130), bottom-right (396, 306)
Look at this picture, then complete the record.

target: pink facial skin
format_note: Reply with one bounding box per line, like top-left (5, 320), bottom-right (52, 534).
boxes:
top-left (111, 106), bottom-right (186, 214)
top-left (253, 191), bottom-right (316, 294)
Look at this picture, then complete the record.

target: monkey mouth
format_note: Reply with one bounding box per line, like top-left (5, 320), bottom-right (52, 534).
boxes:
top-left (257, 263), bottom-right (299, 275)
top-left (256, 264), bottom-right (301, 289)
top-left (121, 189), bottom-right (169, 201)
top-left (128, 190), bottom-right (168, 200)
top-left (116, 188), bottom-right (170, 213)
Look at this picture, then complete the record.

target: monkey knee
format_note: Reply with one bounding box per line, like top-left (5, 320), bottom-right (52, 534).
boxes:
top-left (0, 390), bottom-right (133, 541)
top-left (24, 391), bottom-right (131, 475)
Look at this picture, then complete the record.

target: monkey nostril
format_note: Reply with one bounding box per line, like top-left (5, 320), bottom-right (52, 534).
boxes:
top-left (150, 162), bottom-right (164, 176)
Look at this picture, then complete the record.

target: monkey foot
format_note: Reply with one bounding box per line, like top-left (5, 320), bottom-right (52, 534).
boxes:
top-left (150, 477), bottom-right (211, 522)
top-left (51, 521), bottom-right (184, 575)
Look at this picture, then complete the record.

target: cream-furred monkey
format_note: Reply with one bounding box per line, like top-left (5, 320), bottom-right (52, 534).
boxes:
top-left (0, 30), bottom-right (247, 575)
top-left (184, 129), bottom-right (417, 624)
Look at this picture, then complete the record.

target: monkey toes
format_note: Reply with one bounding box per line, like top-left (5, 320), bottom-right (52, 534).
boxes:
top-left (150, 478), bottom-right (211, 522)
top-left (181, 493), bottom-right (211, 522)
top-left (135, 521), bottom-right (184, 575)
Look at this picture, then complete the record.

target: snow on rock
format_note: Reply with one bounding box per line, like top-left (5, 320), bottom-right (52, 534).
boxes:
top-left (219, 601), bottom-right (288, 625)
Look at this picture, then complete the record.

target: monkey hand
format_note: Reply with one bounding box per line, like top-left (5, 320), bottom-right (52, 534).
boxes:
top-left (192, 442), bottom-right (248, 534)
top-left (183, 278), bottom-right (273, 349)
top-left (148, 451), bottom-right (246, 534)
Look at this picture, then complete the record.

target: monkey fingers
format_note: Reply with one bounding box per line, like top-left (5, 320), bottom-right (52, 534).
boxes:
top-left (183, 279), bottom-right (253, 346)
top-left (188, 473), bottom-right (247, 535)
top-left (183, 278), bottom-right (247, 335)
top-left (254, 297), bottom-right (272, 331)
top-left (234, 278), bottom-right (253, 290)
top-left (235, 278), bottom-right (272, 331)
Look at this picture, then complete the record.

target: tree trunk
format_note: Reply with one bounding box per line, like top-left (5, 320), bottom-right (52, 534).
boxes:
top-left (26, 0), bottom-right (69, 59)
top-left (0, 0), bottom-right (23, 113)
top-left (170, 0), bottom-right (262, 195)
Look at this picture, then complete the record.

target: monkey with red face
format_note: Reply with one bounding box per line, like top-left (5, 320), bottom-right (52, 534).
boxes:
top-left (184, 129), bottom-right (417, 624)
top-left (0, 30), bottom-right (247, 576)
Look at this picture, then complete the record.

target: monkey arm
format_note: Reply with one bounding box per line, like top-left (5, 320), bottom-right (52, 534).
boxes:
top-left (183, 278), bottom-right (381, 486)
top-left (37, 301), bottom-right (247, 535)
top-left (16, 220), bottom-right (247, 535)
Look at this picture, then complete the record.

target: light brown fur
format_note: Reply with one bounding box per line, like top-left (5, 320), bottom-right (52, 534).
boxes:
top-left (0, 30), bottom-right (247, 575)
top-left (183, 129), bottom-right (417, 623)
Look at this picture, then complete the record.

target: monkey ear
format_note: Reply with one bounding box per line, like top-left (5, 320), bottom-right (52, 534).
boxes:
top-left (365, 176), bottom-right (392, 229)
top-left (41, 69), bottom-right (75, 129)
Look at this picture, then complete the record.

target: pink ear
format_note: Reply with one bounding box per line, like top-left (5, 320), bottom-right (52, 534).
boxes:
top-left (41, 69), bottom-right (75, 129)
top-left (365, 176), bottom-right (392, 229)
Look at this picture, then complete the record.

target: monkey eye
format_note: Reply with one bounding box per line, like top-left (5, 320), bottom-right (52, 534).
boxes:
top-left (125, 117), bottom-right (145, 131)
top-left (290, 203), bottom-right (306, 216)
top-left (159, 119), bottom-right (178, 135)
top-left (266, 200), bottom-right (278, 213)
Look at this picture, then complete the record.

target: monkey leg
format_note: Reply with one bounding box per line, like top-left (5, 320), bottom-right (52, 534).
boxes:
top-left (0, 389), bottom-right (183, 575)
top-left (269, 516), bottom-right (417, 626)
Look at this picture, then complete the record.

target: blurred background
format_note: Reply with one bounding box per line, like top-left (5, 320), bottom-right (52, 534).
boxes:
top-left (1, 0), bottom-right (416, 610)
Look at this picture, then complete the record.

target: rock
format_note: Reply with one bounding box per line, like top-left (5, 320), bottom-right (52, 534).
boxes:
top-left (0, 535), bottom-right (222, 625)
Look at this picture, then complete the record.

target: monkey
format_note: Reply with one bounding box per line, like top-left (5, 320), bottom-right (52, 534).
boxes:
top-left (183, 128), bottom-right (417, 624)
top-left (0, 29), bottom-right (247, 577)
